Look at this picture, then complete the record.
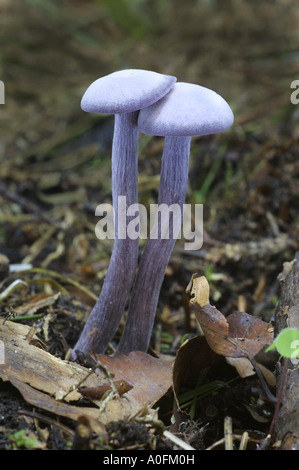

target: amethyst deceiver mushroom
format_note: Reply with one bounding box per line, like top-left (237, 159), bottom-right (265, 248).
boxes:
top-left (72, 70), bottom-right (176, 357)
top-left (117, 82), bottom-right (234, 353)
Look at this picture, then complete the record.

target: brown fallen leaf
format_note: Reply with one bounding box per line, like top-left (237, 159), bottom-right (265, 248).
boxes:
top-left (172, 335), bottom-right (222, 415)
top-left (0, 321), bottom-right (99, 402)
top-left (189, 275), bottom-right (274, 359)
top-left (14, 292), bottom-right (61, 316)
top-left (172, 275), bottom-right (276, 420)
top-left (194, 304), bottom-right (274, 358)
top-left (186, 274), bottom-right (209, 307)
top-left (78, 380), bottom-right (133, 399)
top-left (94, 352), bottom-right (173, 406)
top-left (225, 357), bottom-right (255, 378)
top-left (9, 378), bottom-right (106, 434)
top-left (0, 321), bottom-right (173, 428)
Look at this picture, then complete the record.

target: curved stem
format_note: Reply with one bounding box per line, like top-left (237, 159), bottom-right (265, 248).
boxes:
top-left (117, 136), bottom-right (191, 353)
top-left (72, 113), bottom-right (139, 356)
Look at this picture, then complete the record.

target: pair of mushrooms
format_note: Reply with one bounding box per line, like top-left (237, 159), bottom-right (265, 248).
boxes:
top-left (72, 69), bottom-right (233, 358)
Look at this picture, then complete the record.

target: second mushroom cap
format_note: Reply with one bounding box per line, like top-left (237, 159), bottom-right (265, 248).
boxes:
top-left (137, 82), bottom-right (234, 137)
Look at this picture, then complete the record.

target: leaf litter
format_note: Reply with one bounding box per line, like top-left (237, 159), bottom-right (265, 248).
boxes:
top-left (0, 321), bottom-right (173, 433)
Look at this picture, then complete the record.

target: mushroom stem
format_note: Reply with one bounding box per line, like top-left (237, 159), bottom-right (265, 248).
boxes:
top-left (117, 136), bottom-right (191, 353)
top-left (73, 112), bottom-right (139, 356)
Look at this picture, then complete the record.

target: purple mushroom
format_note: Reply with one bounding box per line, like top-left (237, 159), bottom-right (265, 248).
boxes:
top-left (117, 82), bottom-right (234, 353)
top-left (72, 69), bottom-right (176, 357)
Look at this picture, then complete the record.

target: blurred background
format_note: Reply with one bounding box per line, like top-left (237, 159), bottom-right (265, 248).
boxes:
top-left (1, 0), bottom-right (298, 142)
top-left (0, 0), bottom-right (298, 333)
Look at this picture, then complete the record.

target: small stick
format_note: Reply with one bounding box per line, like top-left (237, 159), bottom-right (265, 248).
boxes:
top-left (18, 409), bottom-right (74, 438)
top-left (206, 433), bottom-right (259, 450)
top-left (224, 416), bottom-right (233, 450)
top-left (248, 356), bottom-right (277, 404)
top-left (206, 437), bottom-right (225, 450)
top-left (163, 430), bottom-right (195, 450)
top-left (239, 431), bottom-right (249, 450)
top-left (61, 363), bottom-right (98, 400)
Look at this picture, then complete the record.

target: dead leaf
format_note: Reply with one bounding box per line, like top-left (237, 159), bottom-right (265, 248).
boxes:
top-left (186, 275), bottom-right (209, 307)
top-left (0, 321), bottom-right (173, 428)
top-left (78, 380), bottom-right (133, 399)
top-left (0, 321), bottom-right (102, 402)
top-left (172, 336), bottom-right (222, 413)
top-left (189, 275), bottom-right (274, 359)
top-left (9, 378), bottom-right (106, 434)
top-left (94, 352), bottom-right (173, 406)
top-left (14, 292), bottom-right (61, 316)
top-left (254, 362), bottom-right (276, 388)
top-left (194, 303), bottom-right (273, 358)
top-left (225, 357), bottom-right (255, 378)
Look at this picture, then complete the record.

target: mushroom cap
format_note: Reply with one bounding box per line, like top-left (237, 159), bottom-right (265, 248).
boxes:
top-left (138, 82), bottom-right (234, 137)
top-left (81, 69), bottom-right (177, 114)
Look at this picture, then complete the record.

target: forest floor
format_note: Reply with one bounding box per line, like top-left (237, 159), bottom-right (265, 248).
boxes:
top-left (0, 0), bottom-right (298, 450)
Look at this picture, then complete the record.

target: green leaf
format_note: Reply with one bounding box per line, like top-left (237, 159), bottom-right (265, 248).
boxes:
top-left (266, 328), bottom-right (299, 358)
top-left (7, 430), bottom-right (39, 450)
